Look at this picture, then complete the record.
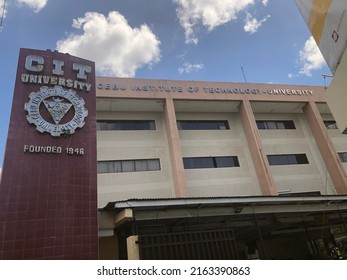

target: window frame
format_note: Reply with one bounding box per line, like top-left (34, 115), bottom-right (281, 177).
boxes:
top-left (97, 158), bottom-right (161, 173)
top-left (267, 154), bottom-right (309, 166)
top-left (338, 152), bottom-right (347, 163)
top-left (177, 120), bottom-right (230, 130)
top-left (183, 156), bottom-right (240, 169)
top-left (323, 120), bottom-right (338, 129)
top-left (256, 120), bottom-right (296, 130)
top-left (97, 120), bottom-right (156, 131)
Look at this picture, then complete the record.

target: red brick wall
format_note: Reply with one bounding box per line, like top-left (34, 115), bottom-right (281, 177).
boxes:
top-left (0, 48), bottom-right (98, 259)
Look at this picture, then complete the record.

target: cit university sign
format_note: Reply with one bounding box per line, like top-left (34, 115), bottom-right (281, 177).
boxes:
top-left (0, 48), bottom-right (98, 260)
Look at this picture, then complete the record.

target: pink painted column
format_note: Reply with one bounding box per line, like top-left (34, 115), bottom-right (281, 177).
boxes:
top-left (164, 98), bottom-right (187, 197)
top-left (303, 101), bottom-right (347, 194)
top-left (239, 100), bottom-right (277, 195)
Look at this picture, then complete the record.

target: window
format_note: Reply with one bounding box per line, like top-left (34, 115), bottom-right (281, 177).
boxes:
top-left (338, 152), bottom-right (347, 163)
top-left (183, 156), bottom-right (240, 169)
top-left (97, 120), bottom-right (156, 130)
top-left (267, 154), bottom-right (309, 166)
top-left (256, 120), bottom-right (296, 129)
top-left (177, 120), bottom-right (230, 130)
top-left (97, 159), bottom-right (160, 173)
top-left (323, 120), bottom-right (338, 129)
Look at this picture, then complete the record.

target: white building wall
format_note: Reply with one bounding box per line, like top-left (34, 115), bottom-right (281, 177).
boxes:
top-left (255, 113), bottom-right (336, 195)
top-left (321, 113), bottom-right (347, 173)
top-left (177, 112), bottom-right (261, 197)
top-left (95, 77), bottom-right (347, 199)
top-left (97, 111), bottom-right (174, 208)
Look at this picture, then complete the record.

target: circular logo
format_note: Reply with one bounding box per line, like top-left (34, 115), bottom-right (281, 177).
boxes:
top-left (24, 85), bottom-right (88, 137)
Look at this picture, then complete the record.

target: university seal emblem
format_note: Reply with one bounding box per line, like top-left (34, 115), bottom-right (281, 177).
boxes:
top-left (24, 85), bottom-right (88, 137)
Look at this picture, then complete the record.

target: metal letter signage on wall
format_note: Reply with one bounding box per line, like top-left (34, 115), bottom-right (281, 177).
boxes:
top-left (24, 85), bottom-right (88, 137)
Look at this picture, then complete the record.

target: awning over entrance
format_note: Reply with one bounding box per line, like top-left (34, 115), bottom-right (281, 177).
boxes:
top-left (100, 195), bottom-right (347, 259)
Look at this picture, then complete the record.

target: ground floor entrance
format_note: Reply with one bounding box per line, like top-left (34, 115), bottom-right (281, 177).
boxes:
top-left (98, 195), bottom-right (347, 260)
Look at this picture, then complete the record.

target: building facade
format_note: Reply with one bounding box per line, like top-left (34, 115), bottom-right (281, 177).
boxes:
top-left (1, 48), bottom-right (347, 260)
top-left (96, 77), bottom-right (347, 260)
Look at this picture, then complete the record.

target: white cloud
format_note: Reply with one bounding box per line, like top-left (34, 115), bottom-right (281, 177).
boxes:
top-left (173, 0), bottom-right (254, 44)
top-left (178, 62), bottom-right (205, 74)
top-left (0, 0), bottom-right (5, 16)
top-left (0, 0), bottom-right (9, 33)
top-left (57, 11), bottom-right (161, 77)
top-left (261, 0), bottom-right (269, 6)
top-left (17, 0), bottom-right (48, 12)
top-left (0, 0), bottom-right (8, 19)
top-left (176, 51), bottom-right (187, 60)
top-left (298, 36), bottom-right (326, 76)
top-left (244, 12), bottom-right (270, 34)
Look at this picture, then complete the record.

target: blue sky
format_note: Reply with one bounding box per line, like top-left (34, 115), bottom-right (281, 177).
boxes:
top-left (0, 0), bottom-right (332, 170)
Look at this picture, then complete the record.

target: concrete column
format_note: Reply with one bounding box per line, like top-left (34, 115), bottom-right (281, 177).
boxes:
top-left (164, 98), bottom-right (187, 197)
top-left (303, 101), bottom-right (347, 194)
top-left (127, 236), bottom-right (140, 260)
top-left (239, 100), bottom-right (277, 195)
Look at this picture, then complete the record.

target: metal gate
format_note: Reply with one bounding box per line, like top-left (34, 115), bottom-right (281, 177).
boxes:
top-left (137, 229), bottom-right (238, 260)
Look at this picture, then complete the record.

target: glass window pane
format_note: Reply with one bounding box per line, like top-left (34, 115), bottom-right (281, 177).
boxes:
top-left (192, 158), bottom-right (204, 168)
top-left (113, 161), bottom-right (122, 173)
top-left (135, 160), bottom-right (148, 171)
top-left (121, 160), bottom-right (135, 172)
top-left (324, 120), bottom-right (337, 129)
top-left (287, 155), bottom-right (297, 164)
top-left (132, 121), bottom-right (143, 130)
top-left (178, 121), bottom-right (190, 130)
top-left (276, 122), bottom-right (285, 129)
top-left (256, 121), bottom-right (266, 129)
top-left (177, 120), bottom-right (229, 130)
top-left (147, 159), bottom-right (160, 171)
top-left (268, 154), bottom-right (308, 165)
top-left (149, 121), bottom-right (156, 130)
top-left (201, 157), bottom-right (214, 168)
top-left (216, 156), bottom-right (240, 167)
top-left (215, 156), bottom-right (235, 167)
top-left (96, 122), bottom-right (103, 130)
top-left (183, 157), bottom-right (239, 169)
top-left (97, 162), bottom-right (108, 173)
top-left (204, 122), bottom-right (218, 129)
top-left (284, 121), bottom-right (296, 129)
top-left (234, 156), bottom-right (240, 167)
top-left (186, 122), bottom-right (196, 129)
top-left (112, 122), bottom-right (121, 130)
top-left (221, 121), bottom-right (230, 129)
top-left (97, 159), bottom-right (160, 173)
top-left (339, 152), bottom-right (347, 162)
top-left (268, 155), bottom-right (286, 165)
top-left (96, 120), bottom-right (156, 130)
top-left (177, 121), bottom-right (182, 130)
top-left (183, 158), bottom-right (194, 169)
top-left (256, 120), bottom-right (295, 130)
top-left (296, 154), bottom-right (309, 164)
top-left (267, 121), bottom-right (277, 129)
top-left (198, 121), bottom-right (208, 129)
top-left (183, 157), bottom-right (214, 169)
top-left (267, 155), bottom-right (275, 165)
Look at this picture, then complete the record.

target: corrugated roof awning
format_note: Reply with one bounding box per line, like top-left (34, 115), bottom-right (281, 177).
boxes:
top-left (102, 195), bottom-right (347, 213)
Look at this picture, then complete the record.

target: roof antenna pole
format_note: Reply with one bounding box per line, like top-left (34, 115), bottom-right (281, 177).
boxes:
top-left (241, 66), bottom-right (248, 83)
top-left (322, 74), bottom-right (333, 90)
